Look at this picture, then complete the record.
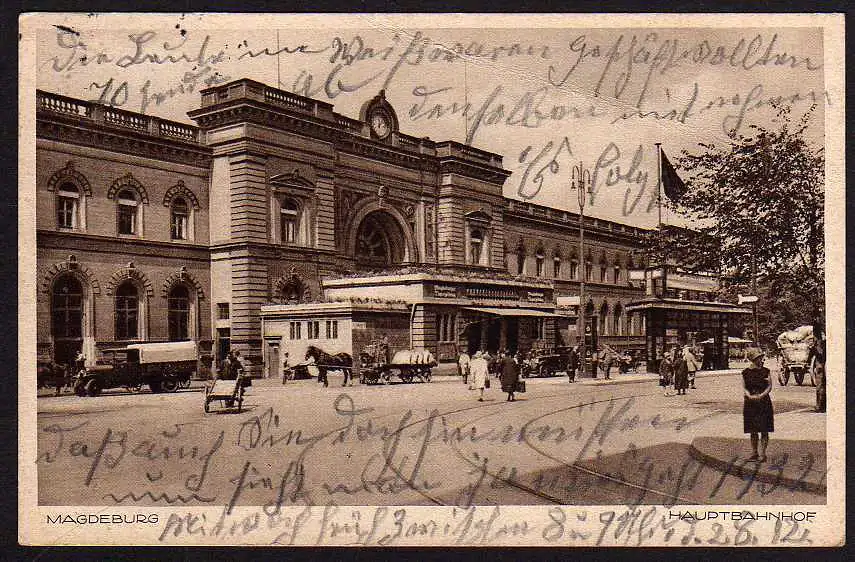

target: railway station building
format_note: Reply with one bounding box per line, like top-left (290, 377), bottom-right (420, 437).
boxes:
top-left (35, 78), bottom-right (745, 378)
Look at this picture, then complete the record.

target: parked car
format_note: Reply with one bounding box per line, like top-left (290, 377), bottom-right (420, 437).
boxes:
top-left (73, 341), bottom-right (198, 396)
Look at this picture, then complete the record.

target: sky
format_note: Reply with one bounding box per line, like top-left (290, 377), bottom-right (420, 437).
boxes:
top-left (29, 14), bottom-right (830, 229)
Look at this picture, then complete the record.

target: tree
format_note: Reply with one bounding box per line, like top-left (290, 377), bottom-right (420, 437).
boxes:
top-left (667, 105), bottom-right (824, 346)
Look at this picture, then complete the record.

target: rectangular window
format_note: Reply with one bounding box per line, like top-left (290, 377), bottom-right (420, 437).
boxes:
top-left (535, 257), bottom-right (544, 277)
top-left (57, 197), bottom-right (77, 228)
top-left (600, 265), bottom-right (607, 282)
top-left (281, 216), bottom-right (297, 244)
top-left (171, 212), bottom-right (188, 240)
top-left (118, 204), bottom-right (136, 235)
top-left (308, 321), bottom-right (320, 339)
top-left (570, 261), bottom-right (578, 279)
top-left (217, 303), bottom-right (230, 320)
top-left (614, 267), bottom-right (621, 284)
top-left (553, 258), bottom-right (561, 278)
top-left (325, 320), bottom-right (339, 339)
top-left (289, 321), bottom-right (302, 340)
top-left (586, 262), bottom-right (593, 281)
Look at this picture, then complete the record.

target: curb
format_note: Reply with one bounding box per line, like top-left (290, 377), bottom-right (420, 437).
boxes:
top-left (688, 438), bottom-right (827, 495)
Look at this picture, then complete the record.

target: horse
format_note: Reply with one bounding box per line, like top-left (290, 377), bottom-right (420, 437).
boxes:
top-left (305, 346), bottom-right (353, 387)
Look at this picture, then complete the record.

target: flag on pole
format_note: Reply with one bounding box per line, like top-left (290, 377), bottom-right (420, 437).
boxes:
top-left (660, 150), bottom-right (687, 202)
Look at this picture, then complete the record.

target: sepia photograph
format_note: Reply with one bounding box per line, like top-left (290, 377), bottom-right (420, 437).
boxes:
top-left (18, 13), bottom-right (844, 546)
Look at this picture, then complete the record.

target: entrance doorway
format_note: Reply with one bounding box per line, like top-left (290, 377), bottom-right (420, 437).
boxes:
top-left (486, 318), bottom-right (501, 352)
top-left (266, 340), bottom-right (281, 379)
top-left (51, 275), bottom-right (83, 368)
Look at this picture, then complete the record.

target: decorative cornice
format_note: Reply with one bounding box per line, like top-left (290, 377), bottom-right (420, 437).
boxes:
top-left (37, 118), bottom-right (211, 169)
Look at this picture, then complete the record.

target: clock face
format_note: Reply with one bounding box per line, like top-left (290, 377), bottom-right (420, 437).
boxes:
top-left (370, 110), bottom-right (391, 138)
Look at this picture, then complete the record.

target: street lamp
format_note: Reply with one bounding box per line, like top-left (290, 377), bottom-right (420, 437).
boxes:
top-left (572, 162), bottom-right (593, 376)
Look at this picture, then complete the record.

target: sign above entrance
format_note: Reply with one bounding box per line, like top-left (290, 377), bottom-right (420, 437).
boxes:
top-left (433, 285), bottom-right (457, 298)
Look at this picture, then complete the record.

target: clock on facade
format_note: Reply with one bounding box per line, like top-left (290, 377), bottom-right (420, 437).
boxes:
top-left (369, 109), bottom-right (392, 139)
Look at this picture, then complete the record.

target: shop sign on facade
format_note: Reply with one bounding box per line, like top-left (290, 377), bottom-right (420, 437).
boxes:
top-left (527, 291), bottom-right (545, 303)
top-left (433, 285), bottom-right (458, 299)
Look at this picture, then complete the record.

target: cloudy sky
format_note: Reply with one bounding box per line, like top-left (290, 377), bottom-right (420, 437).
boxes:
top-left (29, 14), bottom-right (831, 228)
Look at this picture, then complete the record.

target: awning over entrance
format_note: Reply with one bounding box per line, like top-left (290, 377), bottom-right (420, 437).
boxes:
top-left (624, 298), bottom-right (752, 314)
top-left (464, 307), bottom-right (557, 317)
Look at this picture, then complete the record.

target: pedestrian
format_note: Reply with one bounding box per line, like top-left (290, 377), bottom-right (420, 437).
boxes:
top-left (742, 347), bottom-right (774, 462)
top-left (567, 346), bottom-right (579, 383)
top-left (380, 334), bottom-right (391, 364)
top-left (282, 351), bottom-right (291, 384)
top-left (684, 345), bottom-right (700, 389)
top-left (600, 346), bottom-right (617, 380)
top-left (470, 350), bottom-right (489, 401)
top-left (813, 322), bottom-right (826, 413)
top-left (219, 351), bottom-right (234, 380)
top-left (500, 351), bottom-right (520, 401)
top-left (659, 349), bottom-right (675, 396)
top-left (458, 350), bottom-right (471, 384)
top-left (673, 347), bottom-right (689, 395)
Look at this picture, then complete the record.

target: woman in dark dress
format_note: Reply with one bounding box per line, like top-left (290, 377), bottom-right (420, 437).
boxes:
top-left (500, 352), bottom-right (520, 402)
top-left (673, 347), bottom-right (690, 395)
top-left (742, 348), bottom-right (774, 462)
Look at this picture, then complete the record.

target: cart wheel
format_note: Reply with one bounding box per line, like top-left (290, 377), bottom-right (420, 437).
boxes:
top-left (162, 379), bottom-right (178, 392)
top-left (423, 370), bottom-right (432, 383)
top-left (539, 364), bottom-right (551, 378)
top-left (382, 370), bottom-right (391, 384)
top-left (85, 379), bottom-right (101, 397)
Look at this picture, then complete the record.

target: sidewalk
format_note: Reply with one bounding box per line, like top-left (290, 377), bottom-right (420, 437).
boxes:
top-left (688, 407), bottom-right (827, 494)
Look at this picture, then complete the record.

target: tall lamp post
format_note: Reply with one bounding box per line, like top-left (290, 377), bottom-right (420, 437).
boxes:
top-left (572, 162), bottom-right (593, 376)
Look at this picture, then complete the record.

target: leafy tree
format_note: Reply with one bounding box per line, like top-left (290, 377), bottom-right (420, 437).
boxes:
top-left (666, 105), bottom-right (824, 346)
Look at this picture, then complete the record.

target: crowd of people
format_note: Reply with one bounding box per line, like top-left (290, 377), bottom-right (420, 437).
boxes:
top-left (658, 345), bottom-right (700, 396)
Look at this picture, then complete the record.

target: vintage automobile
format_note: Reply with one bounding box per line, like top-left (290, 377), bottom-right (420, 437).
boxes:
top-left (73, 341), bottom-right (198, 396)
top-left (521, 347), bottom-right (571, 378)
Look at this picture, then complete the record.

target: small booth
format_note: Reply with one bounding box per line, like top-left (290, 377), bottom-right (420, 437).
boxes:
top-left (626, 265), bottom-right (752, 372)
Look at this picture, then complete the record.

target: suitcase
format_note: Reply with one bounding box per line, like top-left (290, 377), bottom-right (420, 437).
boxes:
top-left (515, 380), bottom-right (526, 393)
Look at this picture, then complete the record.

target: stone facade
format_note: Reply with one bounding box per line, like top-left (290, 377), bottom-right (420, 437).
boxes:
top-left (35, 80), bottom-right (653, 376)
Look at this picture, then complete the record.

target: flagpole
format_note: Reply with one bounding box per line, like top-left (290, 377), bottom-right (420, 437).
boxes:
top-left (655, 142), bottom-right (666, 366)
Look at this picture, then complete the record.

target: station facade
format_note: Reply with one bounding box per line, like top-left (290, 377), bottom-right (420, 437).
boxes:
top-left (36, 79), bottom-right (703, 378)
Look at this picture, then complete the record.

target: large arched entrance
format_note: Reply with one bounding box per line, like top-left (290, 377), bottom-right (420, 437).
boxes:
top-left (354, 210), bottom-right (408, 267)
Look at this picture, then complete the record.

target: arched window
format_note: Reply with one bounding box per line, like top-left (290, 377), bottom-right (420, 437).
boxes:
top-left (280, 198), bottom-right (300, 244)
top-left (115, 281), bottom-right (139, 340)
top-left (52, 275), bottom-right (83, 339)
top-left (599, 260), bottom-right (608, 282)
top-left (57, 182), bottom-right (80, 229)
top-left (570, 258), bottom-right (578, 280)
top-left (170, 197), bottom-right (189, 240)
top-left (117, 189), bottom-right (139, 235)
top-left (553, 254), bottom-right (562, 278)
top-left (469, 228), bottom-right (484, 265)
top-left (168, 285), bottom-right (190, 341)
top-left (585, 258), bottom-right (593, 281)
top-left (600, 302), bottom-right (609, 335)
top-left (535, 248), bottom-right (545, 277)
top-left (613, 304), bottom-right (622, 336)
top-left (614, 265), bottom-right (622, 284)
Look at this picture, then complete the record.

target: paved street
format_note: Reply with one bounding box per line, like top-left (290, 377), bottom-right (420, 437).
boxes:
top-left (35, 368), bottom-right (826, 508)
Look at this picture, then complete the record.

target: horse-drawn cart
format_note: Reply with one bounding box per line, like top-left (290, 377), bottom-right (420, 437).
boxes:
top-left (359, 343), bottom-right (436, 384)
top-left (776, 326), bottom-right (817, 386)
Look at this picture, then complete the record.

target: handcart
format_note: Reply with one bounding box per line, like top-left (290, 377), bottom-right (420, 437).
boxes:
top-left (204, 375), bottom-right (245, 413)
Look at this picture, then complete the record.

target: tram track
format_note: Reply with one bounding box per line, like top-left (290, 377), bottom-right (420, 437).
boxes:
top-left (362, 384), bottom-right (700, 507)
